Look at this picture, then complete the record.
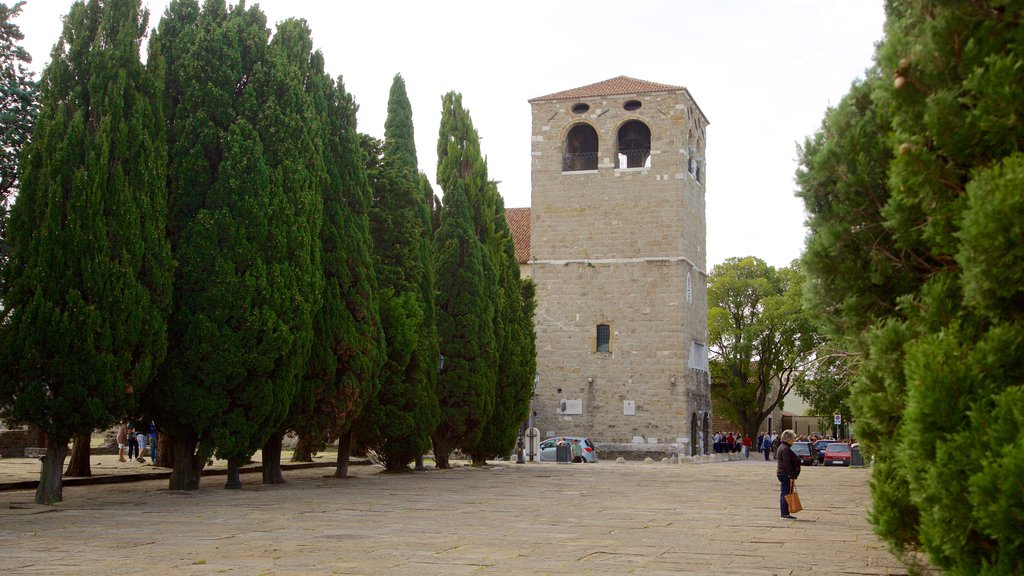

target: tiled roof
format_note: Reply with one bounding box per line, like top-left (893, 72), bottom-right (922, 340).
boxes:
top-left (504, 207), bottom-right (531, 264)
top-left (529, 76), bottom-right (685, 102)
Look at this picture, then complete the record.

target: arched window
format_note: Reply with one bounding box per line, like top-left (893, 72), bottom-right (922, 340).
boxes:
top-left (616, 120), bottom-right (651, 169)
top-left (563, 123), bottom-right (598, 171)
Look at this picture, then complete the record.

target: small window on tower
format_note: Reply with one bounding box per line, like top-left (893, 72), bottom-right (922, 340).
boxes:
top-left (596, 324), bottom-right (611, 353)
top-left (571, 103), bottom-right (590, 114)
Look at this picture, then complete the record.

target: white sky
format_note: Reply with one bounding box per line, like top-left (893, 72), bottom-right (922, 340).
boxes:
top-left (16, 0), bottom-right (885, 270)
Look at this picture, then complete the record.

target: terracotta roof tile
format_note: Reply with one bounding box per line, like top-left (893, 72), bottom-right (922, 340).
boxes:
top-left (504, 207), bottom-right (531, 264)
top-left (529, 75), bottom-right (685, 102)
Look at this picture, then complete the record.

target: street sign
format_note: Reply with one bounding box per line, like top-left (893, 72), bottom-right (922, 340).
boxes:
top-left (834, 414), bottom-right (842, 425)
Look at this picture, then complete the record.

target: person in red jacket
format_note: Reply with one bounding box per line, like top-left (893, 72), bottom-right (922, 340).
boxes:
top-left (776, 429), bottom-right (801, 519)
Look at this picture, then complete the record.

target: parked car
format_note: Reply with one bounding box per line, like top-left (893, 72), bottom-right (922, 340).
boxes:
top-left (790, 441), bottom-right (816, 466)
top-left (814, 440), bottom-right (834, 464)
top-left (823, 442), bottom-right (852, 466)
top-left (538, 437), bottom-right (598, 463)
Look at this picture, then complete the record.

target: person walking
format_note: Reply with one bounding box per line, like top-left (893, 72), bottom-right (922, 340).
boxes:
top-left (571, 439), bottom-right (583, 463)
top-left (776, 429), bottom-right (801, 519)
top-left (760, 433), bottom-right (772, 461)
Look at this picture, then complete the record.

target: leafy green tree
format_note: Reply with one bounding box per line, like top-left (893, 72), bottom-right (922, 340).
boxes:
top-left (0, 0), bottom-right (172, 504)
top-left (793, 343), bottom-right (856, 433)
top-left (357, 74), bottom-right (439, 472)
top-left (0, 1), bottom-right (37, 261)
top-left (798, 2), bottom-right (1024, 572)
top-left (707, 257), bottom-right (819, 439)
top-left (431, 91), bottom-right (496, 468)
top-left (289, 61), bottom-right (383, 480)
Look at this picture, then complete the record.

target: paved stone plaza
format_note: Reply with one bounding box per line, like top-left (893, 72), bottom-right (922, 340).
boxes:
top-left (0, 456), bottom-right (907, 575)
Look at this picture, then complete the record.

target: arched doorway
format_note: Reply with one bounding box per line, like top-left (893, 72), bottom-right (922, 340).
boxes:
top-left (702, 412), bottom-right (711, 455)
top-left (690, 413), bottom-right (698, 456)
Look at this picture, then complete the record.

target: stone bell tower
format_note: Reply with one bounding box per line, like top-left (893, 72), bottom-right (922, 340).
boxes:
top-left (528, 76), bottom-right (712, 456)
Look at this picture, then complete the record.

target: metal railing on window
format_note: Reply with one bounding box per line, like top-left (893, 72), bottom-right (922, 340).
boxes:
top-left (616, 148), bottom-right (651, 169)
top-left (563, 152), bottom-right (598, 172)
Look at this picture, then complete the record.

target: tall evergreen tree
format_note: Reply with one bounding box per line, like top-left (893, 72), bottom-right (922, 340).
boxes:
top-left (466, 191), bottom-right (536, 463)
top-left (798, 2), bottom-right (1024, 572)
top-left (289, 59), bottom-right (383, 480)
top-left (0, 0), bottom-right (172, 504)
top-left (357, 74), bottom-right (439, 472)
top-left (149, 1), bottom-right (322, 490)
top-left (0, 1), bottom-right (37, 262)
top-left (431, 91), bottom-right (496, 468)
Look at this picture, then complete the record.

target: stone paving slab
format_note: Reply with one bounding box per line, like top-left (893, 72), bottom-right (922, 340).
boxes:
top-left (0, 458), bottom-right (909, 575)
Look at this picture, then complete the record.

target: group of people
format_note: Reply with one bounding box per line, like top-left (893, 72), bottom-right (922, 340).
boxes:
top-left (116, 421), bottom-right (158, 464)
top-left (710, 431), bottom-right (753, 457)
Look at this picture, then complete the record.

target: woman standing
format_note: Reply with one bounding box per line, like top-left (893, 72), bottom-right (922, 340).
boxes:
top-left (776, 429), bottom-right (801, 519)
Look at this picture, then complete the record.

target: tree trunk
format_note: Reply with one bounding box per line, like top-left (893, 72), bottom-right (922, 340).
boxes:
top-left (225, 459), bottom-right (242, 489)
top-left (36, 437), bottom-right (70, 505)
top-left (290, 432), bottom-right (314, 462)
top-left (470, 452), bottom-right (487, 467)
top-left (155, 430), bottom-right (174, 468)
top-left (432, 435), bottom-right (450, 469)
top-left (333, 429), bottom-right (352, 479)
top-left (414, 454), bottom-right (426, 471)
top-left (262, 431), bottom-right (285, 484)
top-left (64, 432), bottom-right (92, 477)
top-left (168, 433), bottom-right (203, 491)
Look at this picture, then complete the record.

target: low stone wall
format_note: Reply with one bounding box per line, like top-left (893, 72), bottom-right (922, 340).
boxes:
top-left (598, 442), bottom-right (757, 463)
top-left (0, 427), bottom-right (39, 458)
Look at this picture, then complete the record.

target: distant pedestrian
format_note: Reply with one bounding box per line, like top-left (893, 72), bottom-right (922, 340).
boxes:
top-left (571, 439), bottom-right (583, 463)
top-left (147, 421), bottom-right (158, 465)
top-left (116, 421), bottom-right (128, 462)
top-left (135, 424), bottom-right (148, 463)
top-left (126, 424), bottom-right (138, 461)
top-left (761, 434), bottom-right (772, 461)
top-left (776, 429), bottom-right (801, 519)
top-left (742, 434), bottom-right (752, 459)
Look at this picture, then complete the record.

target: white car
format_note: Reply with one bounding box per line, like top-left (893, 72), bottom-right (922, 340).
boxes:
top-left (538, 437), bottom-right (598, 463)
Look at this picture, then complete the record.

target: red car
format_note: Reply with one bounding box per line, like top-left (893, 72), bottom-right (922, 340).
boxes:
top-left (823, 443), bottom-right (852, 466)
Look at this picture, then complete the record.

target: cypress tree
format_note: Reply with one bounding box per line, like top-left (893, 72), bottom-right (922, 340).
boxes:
top-left (0, 0), bottom-right (172, 504)
top-left (798, 2), bottom-right (1024, 571)
top-left (149, 2), bottom-right (322, 490)
top-left (357, 74), bottom-right (439, 472)
top-left (0, 1), bottom-right (37, 263)
top-left (431, 91), bottom-right (496, 468)
top-left (289, 59), bottom-right (383, 480)
top-left (466, 191), bottom-right (536, 462)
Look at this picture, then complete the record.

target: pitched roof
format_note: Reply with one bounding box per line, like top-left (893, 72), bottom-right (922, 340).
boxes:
top-left (529, 75), bottom-right (685, 102)
top-left (504, 207), bottom-right (531, 264)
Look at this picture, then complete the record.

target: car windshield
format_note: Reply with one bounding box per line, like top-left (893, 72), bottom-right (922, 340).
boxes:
top-left (827, 444), bottom-right (850, 453)
top-left (791, 443), bottom-right (811, 455)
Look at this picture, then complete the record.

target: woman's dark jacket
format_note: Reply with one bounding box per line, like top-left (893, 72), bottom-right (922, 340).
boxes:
top-left (776, 443), bottom-right (801, 478)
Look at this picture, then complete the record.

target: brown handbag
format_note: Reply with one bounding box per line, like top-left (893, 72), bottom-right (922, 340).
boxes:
top-left (785, 480), bottom-right (803, 513)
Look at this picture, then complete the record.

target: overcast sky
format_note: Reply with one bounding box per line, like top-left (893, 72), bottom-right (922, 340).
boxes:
top-left (16, 0), bottom-right (886, 270)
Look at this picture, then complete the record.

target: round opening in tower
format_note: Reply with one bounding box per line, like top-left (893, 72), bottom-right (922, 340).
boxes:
top-left (571, 103), bottom-right (590, 114)
top-left (623, 99), bottom-right (642, 111)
